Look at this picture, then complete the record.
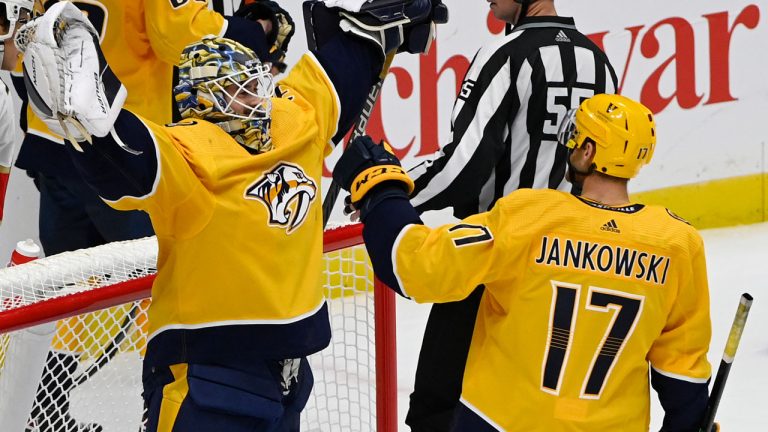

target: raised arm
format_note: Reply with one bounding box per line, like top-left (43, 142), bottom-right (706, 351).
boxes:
top-left (331, 135), bottom-right (507, 302)
top-left (17, 3), bottom-right (201, 213)
top-left (64, 110), bottom-right (160, 204)
top-left (281, 32), bottom-right (382, 145)
top-left (144, 0), bottom-right (272, 66)
top-left (293, 0), bottom-right (443, 144)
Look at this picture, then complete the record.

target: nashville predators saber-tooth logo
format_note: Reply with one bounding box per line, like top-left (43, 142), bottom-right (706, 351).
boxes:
top-left (245, 163), bottom-right (317, 234)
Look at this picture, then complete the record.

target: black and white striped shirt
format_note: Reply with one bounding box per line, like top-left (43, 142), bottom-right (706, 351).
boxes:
top-left (409, 16), bottom-right (617, 219)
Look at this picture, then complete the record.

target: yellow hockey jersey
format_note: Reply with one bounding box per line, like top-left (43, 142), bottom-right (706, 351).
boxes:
top-left (23, 0), bottom-right (225, 139)
top-left (104, 53), bottom-right (340, 363)
top-left (394, 189), bottom-right (712, 431)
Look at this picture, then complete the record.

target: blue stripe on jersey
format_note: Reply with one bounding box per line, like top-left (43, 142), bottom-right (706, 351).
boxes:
top-left (362, 195), bottom-right (422, 297)
top-left (10, 72), bottom-right (26, 105)
top-left (67, 110), bottom-right (159, 201)
top-left (313, 33), bottom-right (382, 143)
top-left (143, 303), bottom-right (331, 372)
top-left (9, 73), bottom-right (28, 133)
top-left (651, 368), bottom-right (709, 431)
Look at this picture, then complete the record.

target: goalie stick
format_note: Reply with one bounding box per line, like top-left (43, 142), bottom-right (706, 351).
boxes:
top-left (700, 292), bottom-right (753, 432)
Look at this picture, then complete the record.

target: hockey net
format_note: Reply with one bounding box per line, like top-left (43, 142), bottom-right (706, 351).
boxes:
top-left (0, 224), bottom-right (397, 432)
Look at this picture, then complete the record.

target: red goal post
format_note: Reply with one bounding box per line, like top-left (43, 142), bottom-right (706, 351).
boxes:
top-left (0, 224), bottom-right (397, 432)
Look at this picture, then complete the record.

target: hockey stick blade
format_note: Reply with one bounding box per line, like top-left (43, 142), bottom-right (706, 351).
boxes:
top-left (700, 292), bottom-right (753, 432)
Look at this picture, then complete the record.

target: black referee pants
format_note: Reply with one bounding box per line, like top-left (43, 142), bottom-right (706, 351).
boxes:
top-left (406, 285), bottom-right (485, 432)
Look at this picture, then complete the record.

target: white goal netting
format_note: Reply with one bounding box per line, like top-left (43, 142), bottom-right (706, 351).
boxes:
top-left (0, 225), bottom-right (396, 432)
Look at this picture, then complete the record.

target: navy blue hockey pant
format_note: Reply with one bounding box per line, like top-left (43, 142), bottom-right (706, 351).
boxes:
top-left (34, 171), bottom-right (153, 255)
top-left (143, 359), bottom-right (313, 432)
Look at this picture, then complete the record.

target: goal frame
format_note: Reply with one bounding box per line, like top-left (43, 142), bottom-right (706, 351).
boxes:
top-left (0, 224), bottom-right (398, 432)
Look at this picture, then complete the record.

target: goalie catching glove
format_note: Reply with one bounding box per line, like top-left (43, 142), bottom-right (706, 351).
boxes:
top-left (332, 135), bottom-right (414, 221)
top-left (16, 1), bottom-right (126, 151)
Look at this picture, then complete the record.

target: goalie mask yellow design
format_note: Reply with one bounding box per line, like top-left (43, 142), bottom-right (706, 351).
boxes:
top-left (557, 94), bottom-right (656, 179)
top-left (175, 36), bottom-right (275, 153)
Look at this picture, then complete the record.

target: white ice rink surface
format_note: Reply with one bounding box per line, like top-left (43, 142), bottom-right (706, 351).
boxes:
top-left (395, 221), bottom-right (768, 431)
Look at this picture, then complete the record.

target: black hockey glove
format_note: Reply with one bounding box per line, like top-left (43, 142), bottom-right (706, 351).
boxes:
top-left (235, 0), bottom-right (295, 72)
top-left (333, 136), bottom-right (414, 220)
top-left (399, 0), bottom-right (449, 54)
top-left (303, 0), bottom-right (448, 59)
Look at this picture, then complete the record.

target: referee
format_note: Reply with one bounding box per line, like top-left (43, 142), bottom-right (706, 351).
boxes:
top-left (405, 1), bottom-right (618, 430)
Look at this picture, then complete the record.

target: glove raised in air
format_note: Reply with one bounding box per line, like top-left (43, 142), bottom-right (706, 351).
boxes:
top-left (16, 1), bottom-right (127, 150)
top-left (234, 0), bottom-right (295, 73)
top-left (304, 0), bottom-right (448, 59)
top-left (333, 135), bottom-right (414, 220)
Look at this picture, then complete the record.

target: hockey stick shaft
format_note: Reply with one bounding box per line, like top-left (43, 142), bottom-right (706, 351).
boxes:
top-left (322, 52), bottom-right (395, 227)
top-left (700, 292), bottom-right (753, 432)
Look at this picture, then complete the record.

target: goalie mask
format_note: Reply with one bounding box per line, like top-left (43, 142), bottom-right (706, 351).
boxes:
top-left (175, 36), bottom-right (275, 153)
top-left (0, 0), bottom-right (32, 40)
top-left (557, 94), bottom-right (656, 179)
top-left (0, 0), bottom-right (32, 66)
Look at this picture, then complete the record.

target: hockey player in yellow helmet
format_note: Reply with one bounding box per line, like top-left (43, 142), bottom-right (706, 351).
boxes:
top-left (334, 93), bottom-right (713, 431)
top-left (558, 93), bottom-right (656, 181)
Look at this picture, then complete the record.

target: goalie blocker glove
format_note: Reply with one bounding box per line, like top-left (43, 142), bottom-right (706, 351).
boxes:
top-left (234, 0), bottom-right (295, 73)
top-left (304, 0), bottom-right (447, 59)
top-left (333, 135), bottom-right (414, 221)
top-left (16, 1), bottom-right (127, 150)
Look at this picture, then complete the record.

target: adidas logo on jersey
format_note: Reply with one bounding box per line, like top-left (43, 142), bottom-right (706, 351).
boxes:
top-left (600, 219), bottom-right (620, 233)
top-left (555, 30), bottom-right (571, 43)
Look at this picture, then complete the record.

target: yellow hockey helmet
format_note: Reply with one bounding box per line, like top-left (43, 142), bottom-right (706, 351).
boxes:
top-left (557, 94), bottom-right (656, 179)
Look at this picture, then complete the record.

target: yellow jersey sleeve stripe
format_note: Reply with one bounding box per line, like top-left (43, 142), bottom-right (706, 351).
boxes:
top-left (27, 128), bottom-right (65, 145)
top-left (651, 366), bottom-right (710, 384)
top-left (459, 397), bottom-right (504, 431)
top-left (217, 17), bottom-right (229, 38)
